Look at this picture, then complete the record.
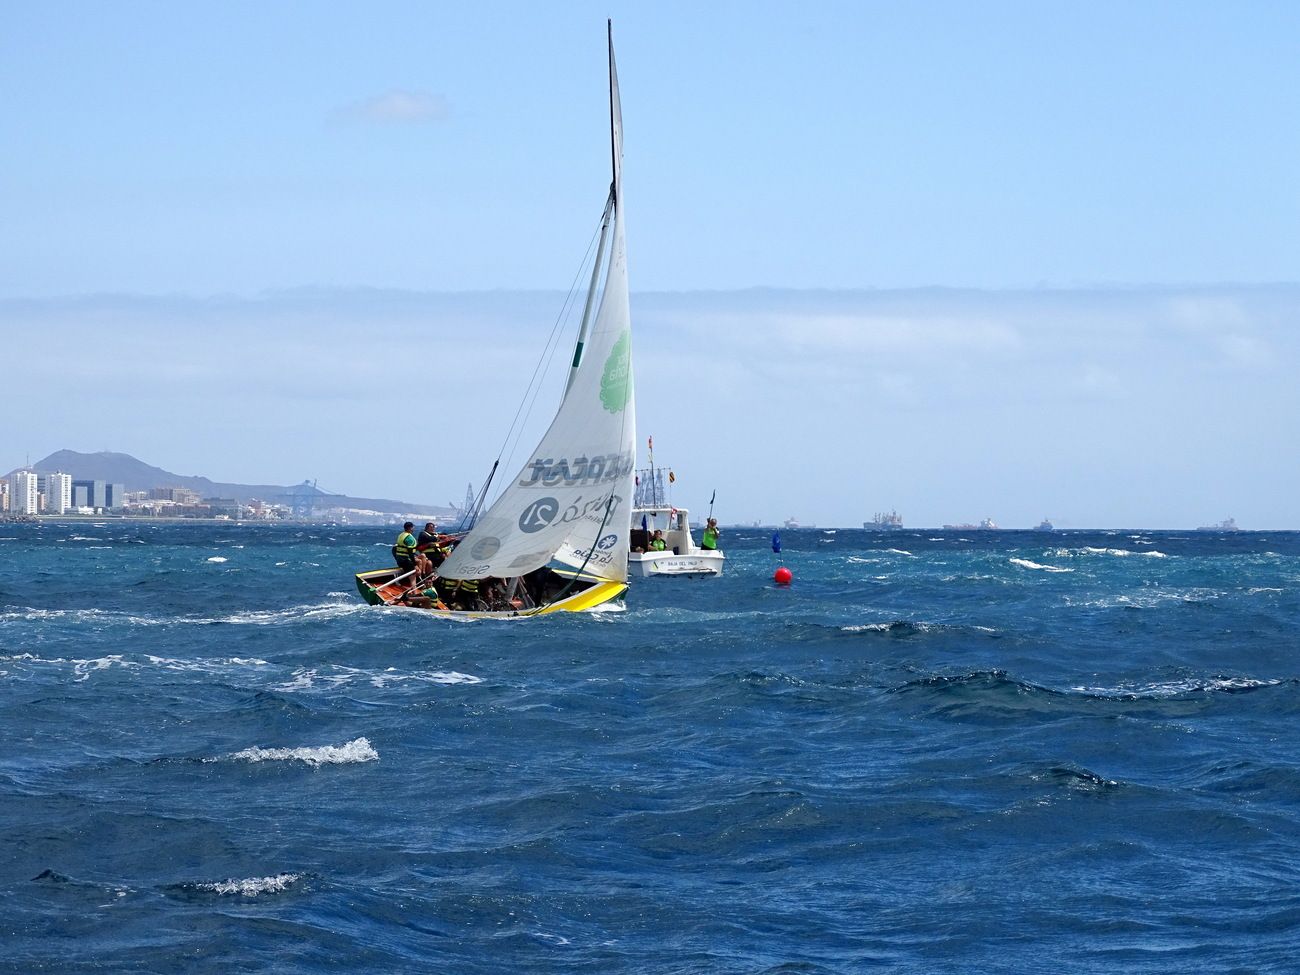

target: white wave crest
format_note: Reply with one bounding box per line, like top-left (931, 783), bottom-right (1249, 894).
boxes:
top-left (1, 650), bottom-right (271, 680)
top-left (206, 556), bottom-right (228, 563)
top-left (1072, 677), bottom-right (1282, 698)
top-left (1076, 546), bottom-right (1167, 558)
top-left (840, 621), bottom-right (940, 633)
top-left (530, 931), bottom-right (572, 945)
top-left (1009, 557), bottom-right (1074, 573)
top-left (209, 602), bottom-right (366, 625)
top-left (199, 873), bottom-right (301, 896)
top-left (275, 667), bottom-right (482, 692)
top-left (1065, 588), bottom-right (1222, 609)
top-left (0, 601), bottom-right (363, 629)
top-left (885, 549), bottom-right (914, 556)
top-left (228, 737), bottom-right (379, 767)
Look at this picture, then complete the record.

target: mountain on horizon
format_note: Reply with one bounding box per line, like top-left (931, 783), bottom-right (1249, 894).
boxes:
top-left (7, 450), bottom-right (448, 517)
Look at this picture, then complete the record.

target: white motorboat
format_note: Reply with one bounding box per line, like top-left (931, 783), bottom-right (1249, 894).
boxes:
top-left (629, 505), bottom-right (724, 577)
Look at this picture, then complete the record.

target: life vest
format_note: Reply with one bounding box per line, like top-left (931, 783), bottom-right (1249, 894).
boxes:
top-left (650, 538), bottom-right (667, 551)
top-left (394, 531), bottom-right (417, 558)
top-left (701, 527), bottom-right (719, 550)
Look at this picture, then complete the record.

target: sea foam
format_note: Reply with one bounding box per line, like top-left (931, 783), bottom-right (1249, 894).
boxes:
top-left (1009, 557), bottom-right (1074, 573)
top-left (197, 873), bottom-right (301, 896)
top-left (227, 737), bottom-right (379, 767)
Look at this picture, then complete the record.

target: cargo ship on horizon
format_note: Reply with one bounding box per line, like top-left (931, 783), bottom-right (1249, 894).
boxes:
top-left (864, 510), bottom-right (903, 531)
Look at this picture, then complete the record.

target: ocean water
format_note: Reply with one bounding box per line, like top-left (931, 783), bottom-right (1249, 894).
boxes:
top-left (2, 522), bottom-right (1299, 973)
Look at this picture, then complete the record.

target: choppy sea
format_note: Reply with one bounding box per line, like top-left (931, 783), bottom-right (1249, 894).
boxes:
top-left (2, 522), bottom-right (1299, 973)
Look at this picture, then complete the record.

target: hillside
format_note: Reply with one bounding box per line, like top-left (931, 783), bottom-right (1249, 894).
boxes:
top-left (8, 450), bottom-right (448, 517)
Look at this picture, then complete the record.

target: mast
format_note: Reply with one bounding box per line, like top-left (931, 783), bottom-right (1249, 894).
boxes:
top-left (608, 19), bottom-right (621, 204)
top-left (566, 192), bottom-right (614, 391)
top-left (568, 22), bottom-right (621, 392)
top-left (608, 20), bottom-right (616, 197)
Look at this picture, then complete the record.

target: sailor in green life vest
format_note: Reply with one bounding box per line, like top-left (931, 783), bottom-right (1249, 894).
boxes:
top-left (441, 576), bottom-right (482, 611)
top-left (416, 520), bottom-right (453, 568)
top-left (393, 522), bottom-right (419, 575)
top-left (649, 529), bottom-right (668, 551)
top-left (701, 517), bottom-right (720, 551)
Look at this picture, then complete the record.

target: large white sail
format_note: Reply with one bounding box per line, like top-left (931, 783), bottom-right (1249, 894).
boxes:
top-left (437, 28), bottom-right (634, 585)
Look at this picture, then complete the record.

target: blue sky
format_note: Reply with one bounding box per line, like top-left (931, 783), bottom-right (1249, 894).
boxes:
top-left (3, 3), bottom-right (1298, 526)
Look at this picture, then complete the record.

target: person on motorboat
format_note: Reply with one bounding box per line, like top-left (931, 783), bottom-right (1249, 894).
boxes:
top-left (649, 530), bottom-right (668, 551)
top-left (701, 517), bottom-right (720, 550)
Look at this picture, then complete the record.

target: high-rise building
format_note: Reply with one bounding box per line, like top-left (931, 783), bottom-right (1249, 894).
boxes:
top-left (105, 483), bottom-right (127, 510)
top-left (149, 486), bottom-right (201, 505)
top-left (72, 479), bottom-right (108, 510)
top-left (0, 479), bottom-right (9, 512)
top-left (39, 472), bottom-right (73, 515)
top-left (9, 471), bottom-right (39, 515)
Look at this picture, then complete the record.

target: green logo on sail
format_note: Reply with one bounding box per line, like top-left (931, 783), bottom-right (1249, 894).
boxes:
top-left (600, 332), bottom-right (632, 413)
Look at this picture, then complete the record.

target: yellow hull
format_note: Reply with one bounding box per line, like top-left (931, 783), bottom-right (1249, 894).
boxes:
top-left (354, 567), bottom-right (626, 618)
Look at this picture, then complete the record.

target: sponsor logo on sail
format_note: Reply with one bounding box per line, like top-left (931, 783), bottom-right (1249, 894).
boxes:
top-left (517, 493), bottom-right (627, 535)
top-left (518, 498), bottom-right (560, 533)
top-left (600, 331), bottom-right (632, 413)
top-left (517, 451), bottom-right (635, 488)
top-left (469, 536), bottom-right (501, 559)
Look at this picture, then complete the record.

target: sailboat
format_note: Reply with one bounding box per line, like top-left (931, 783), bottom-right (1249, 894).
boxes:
top-left (354, 23), bottom-right (635, 617)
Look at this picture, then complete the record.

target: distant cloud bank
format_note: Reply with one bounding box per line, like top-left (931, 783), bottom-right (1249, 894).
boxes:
top-left (3, 284), bottom-right (1297, 528)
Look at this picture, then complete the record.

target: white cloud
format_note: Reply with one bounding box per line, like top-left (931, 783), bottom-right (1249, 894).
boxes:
top-left (332, 89), bottom-right (450, 125)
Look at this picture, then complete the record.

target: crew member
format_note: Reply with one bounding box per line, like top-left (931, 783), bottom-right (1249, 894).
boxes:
top-left (649, 530), bottom-right (668, 551)
top-left (450, 576), bottom-right (481, 611)
top-left (417, 521), bottom-right (441, 549)
top-left (417, 521), bottom-right (451, 568)
top-left (394, 522), bottom-right (419, 577)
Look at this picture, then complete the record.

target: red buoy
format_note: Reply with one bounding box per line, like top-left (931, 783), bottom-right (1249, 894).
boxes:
top-left (774, 566), bottom-right (793, 585)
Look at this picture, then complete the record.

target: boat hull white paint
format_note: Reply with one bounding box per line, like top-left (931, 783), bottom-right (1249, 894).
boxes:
top-left (628, 551), bottom-right (725, 577)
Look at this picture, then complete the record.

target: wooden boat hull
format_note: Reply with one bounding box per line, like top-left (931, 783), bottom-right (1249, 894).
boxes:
top-left (354, 567), bottom-right (626, 618)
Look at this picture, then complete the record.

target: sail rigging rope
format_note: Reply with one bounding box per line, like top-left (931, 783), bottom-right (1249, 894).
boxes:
top-left (529, 198), bottom-right (631, 613)
top-left (485, 203), bottom-right (609, 508)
